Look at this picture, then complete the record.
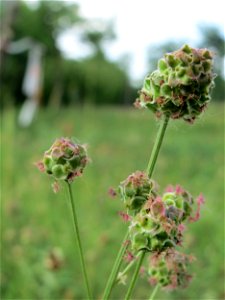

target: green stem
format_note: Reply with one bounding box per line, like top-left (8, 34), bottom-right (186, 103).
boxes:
top-left (102, 114), bottom-right (169, 299)
top-left (124, 114), bottom-right (170, 300)
top-left (102, 231), bottom-right (129, 299)
top-left (146, 114), bottom-right (170, 178)
top-left (124, 251), bottom-right (146, 300)
top-left (149, 283), bottom-right (160, 300)
top-left (114, 251), bottom-right (141, 285)
top-left (66, 182), bottom-right (92, 299)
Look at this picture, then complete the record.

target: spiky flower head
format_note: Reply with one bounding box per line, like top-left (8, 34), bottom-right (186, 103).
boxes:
top-left (148, 249), bottom-right (194, 290)
top-left (36, 137), bottom-right (89, 183)
top-left (119, 171), bottom-right (157, 214)
top-left (135, 45), bottom-right (215, 123)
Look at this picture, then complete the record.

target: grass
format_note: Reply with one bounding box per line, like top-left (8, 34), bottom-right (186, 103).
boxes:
top-left (1, 103), bottom-right (224, 299)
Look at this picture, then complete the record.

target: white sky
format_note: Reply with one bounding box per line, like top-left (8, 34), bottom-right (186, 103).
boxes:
top-left (27, 0), bottom-right (224, 83)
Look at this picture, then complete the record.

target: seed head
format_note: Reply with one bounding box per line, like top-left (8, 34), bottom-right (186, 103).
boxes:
top-left (118, 171), bottom-right (157, 214)
top-left (135, 45), bottom-right (215, 123)
top-left (148, 249), bottom-right (193, 290)
top-left (36, 137), bottom-right (89, 184)
top-left (127, 185), bottom-right (203, 253)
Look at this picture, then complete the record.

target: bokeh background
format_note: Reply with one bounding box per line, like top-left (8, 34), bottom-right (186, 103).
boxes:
top-left (1, 0), bottom-right (224, 299)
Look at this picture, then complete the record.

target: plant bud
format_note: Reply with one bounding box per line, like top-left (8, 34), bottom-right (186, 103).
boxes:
top-left (52, 165), bottom-right (67, 180)
top-left (135, 45), bottom-right (215, 123)
top-left (127, 184), bottom-right (203, 253)
top-left (148, 249), bottom-right (193, 290)
top-left (158, 59), bottom-right (167, 72)
top-left (36, 137), bottom-right (89, 184)
top-left (132, 233), bottom-right (149, 251)
top-left (119, 171), bottom-right (156, 214)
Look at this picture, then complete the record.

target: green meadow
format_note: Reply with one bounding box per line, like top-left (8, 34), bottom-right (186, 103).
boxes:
top-left (1, 104), bottom-right (224, 299)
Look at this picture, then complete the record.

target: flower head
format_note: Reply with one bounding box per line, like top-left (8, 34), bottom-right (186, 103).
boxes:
top-left (36, 137), bottom-right (89, 184)
top-left (135, 45), bottom-right (215, 123)
top-left (118, 171), bottom-right (157, 214)
top-left (123, 184), bottom-right (203, 253)
top-left (148, 249), bottom-right (194, 290)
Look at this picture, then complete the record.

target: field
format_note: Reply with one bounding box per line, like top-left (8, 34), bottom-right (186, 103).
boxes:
top-left (1, 104), bottom-right (224, 299)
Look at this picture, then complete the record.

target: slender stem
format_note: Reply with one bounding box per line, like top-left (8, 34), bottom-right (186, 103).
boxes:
top-left (114, 252), bottom-right (141, 285)
top-left (102, 114), bottom-right (170, 299)
top-left (66, 182), bottom-right (92, 299)
top-left (149, 283), bottom-right (160, 300)
top-left (102, 231), bottom-right (129, 299)
top-left (124, 115), bottom-right (170, 300)
top-left (124, 251), bottom-right (146, 300)
top-left (146, 114), bottom-right (170, 178)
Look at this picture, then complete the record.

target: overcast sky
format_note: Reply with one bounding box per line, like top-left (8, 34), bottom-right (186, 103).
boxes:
top-left (27, 0), bottom-right (224, 82)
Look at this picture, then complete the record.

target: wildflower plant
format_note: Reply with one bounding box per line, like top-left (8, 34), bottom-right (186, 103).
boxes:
top-left (36, 137), bottom-right (88, 184)
top-left (36, 137), bottom-right (92, 299)
top-left (102, 45), bottom-right (215, 300)
top-left (36, 45), bottom-right (215, 300)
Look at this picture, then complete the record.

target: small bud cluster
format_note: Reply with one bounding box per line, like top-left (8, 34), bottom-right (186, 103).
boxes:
top-left (36, 137), bottom-right (89, 183)
top-left (128, 185), bottom-right (198, 252)
top-left (135, 45), bottom-right (215, 123)
top-left (118, 173), bottom-right (204, 290)
top-left (148, 249), bottom-right (193, 290)
top-left (118, 171), bottom-right (157, 214)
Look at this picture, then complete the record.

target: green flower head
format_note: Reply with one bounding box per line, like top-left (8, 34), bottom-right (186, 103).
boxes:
top-left (36, 137), bottom-right (89, 183)
top-left (119, 171), bottom-right (157, 215)
top-left (135, 45), bottom-right (215, 123)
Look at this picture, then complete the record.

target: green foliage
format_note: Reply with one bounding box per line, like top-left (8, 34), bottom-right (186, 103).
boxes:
top-left (72, 56), bottom-right (129, 105)
top-left (46, 56), bottom-right (129, 106)
top-left (1, 104), bottom-right (224, 299)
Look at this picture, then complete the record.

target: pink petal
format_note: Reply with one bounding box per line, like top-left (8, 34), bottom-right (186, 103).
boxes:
top-left (124, 251), bottom-right (135, 262)
top-left (165, 185), bottom-right (174, 192)
top-left (189, 194), bottom-right (205, 222)
top-left (175, 185), bottom-right (184, 195)
top-left (108, 187), bottom-right (117, 198)
top-left (118, 211), bottom-right (131, 222)
top-left (35, 161), bottom-right (45, 172)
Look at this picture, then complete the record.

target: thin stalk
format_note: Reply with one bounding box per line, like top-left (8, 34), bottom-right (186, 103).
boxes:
top-left (102, 114), bottom-right (169, 299)
top-left (66, 182), bottom-right (92, 299)
top-left (146, 114), bottom-right (170, 178)
top-left (124, 251), bottom-right (146, 300)
top-left (102, 231), bottom-right (129, 299)
top-left (124, 114), bottom-right (170, 300)
top-left (114, 252), bottom-right (141, 285)
top-left (149, 283), bottom-right (160, 300)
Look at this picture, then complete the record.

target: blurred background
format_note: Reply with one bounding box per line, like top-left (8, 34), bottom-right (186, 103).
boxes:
top-left (1, 0), bottom-right (224, 299)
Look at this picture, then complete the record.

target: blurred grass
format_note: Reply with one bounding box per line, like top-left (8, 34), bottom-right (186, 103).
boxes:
top-left (1, 103), bottom-right (224, 300)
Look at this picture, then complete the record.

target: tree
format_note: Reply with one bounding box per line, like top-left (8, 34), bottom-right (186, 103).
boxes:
top-left (80, 20), bottom-right (115, 59)
top-left (1, 0), bottom-right (82, 107)
top-left (1, 1), bottom-right (131, 108)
